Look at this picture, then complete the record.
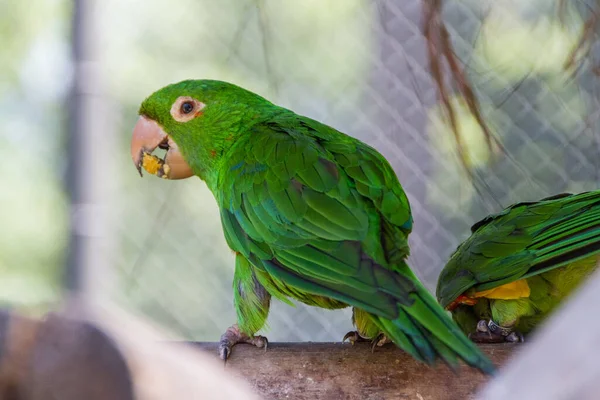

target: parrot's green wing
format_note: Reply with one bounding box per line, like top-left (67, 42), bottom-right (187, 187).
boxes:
top-left (218, 115), bottom-right (413, 317)
top-left (436, 191), bottom-right (600, 308)
top-left (217, 114), bottom-right (493, 372)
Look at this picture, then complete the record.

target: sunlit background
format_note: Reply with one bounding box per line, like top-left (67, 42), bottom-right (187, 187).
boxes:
top-left (2, 0), bottom-right (599, 341)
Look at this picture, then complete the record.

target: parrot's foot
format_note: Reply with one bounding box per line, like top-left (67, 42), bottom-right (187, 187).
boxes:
top-left (342, 331), bottom-right (371, 345)
top-left (371, 333), bottom-right (392, 353)
top-left (505, 331), bottom-right (525, 343)
top-left (468, 320), bottom-right (505, 343)
top-left (469, 319), bottom-right (524, 343)
top-left (218, 324), bottom-right (268, 363)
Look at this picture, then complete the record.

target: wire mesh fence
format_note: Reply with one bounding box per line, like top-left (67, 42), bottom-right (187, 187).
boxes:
top-left (2, 0), bottom-right (599, 343)
top-left (109, 0), bottom-right (600, 342)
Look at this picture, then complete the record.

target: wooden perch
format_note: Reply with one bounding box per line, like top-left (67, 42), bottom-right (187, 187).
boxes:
top-left (0, 304), bottom-right (518, 400)
top-left (192, 342), bottom-right (516, 400)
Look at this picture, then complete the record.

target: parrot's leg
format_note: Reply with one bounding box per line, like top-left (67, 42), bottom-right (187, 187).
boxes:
top-left (343, 306), bottom-right (374, 345)
top-left (218, 324), bottom-right (268, 361)
top-left (220, 255), bottom-right (272, 362)
top-left (487, 320), bottom-right (524, 343)
top-left (469, 298), bottom-right (529, 343)
top-left (468, 319), bottom-right (524, 343)
top-left (345, 308), bottom-right (391, 350)
top-left (371, 333), bottom-right (392, 352)
top-left (468, 320), bottom-right (505, 343)
top-left (490, 298), bottom-right (527, 342)
top-left (342, 331), bottom-right (391, 349)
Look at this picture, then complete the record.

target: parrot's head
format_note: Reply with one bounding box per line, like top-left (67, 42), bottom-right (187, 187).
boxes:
top-left (131, 79), bottom-right (274, 182)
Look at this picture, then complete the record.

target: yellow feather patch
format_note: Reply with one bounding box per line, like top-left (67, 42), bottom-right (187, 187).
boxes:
top-left (474, 279), bottom-right (531, 300)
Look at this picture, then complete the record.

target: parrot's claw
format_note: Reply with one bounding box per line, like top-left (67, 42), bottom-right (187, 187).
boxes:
top-left (219, 344), bottom-right (231, 361)
top-left (370, 333), bottom-right (392, 353)
top-left (469, 319), bottom-right (522, 343)
top-left (476, 319), bottom-right (489, 333)
top-left (505, 331), bottom-right (525, 343)
top-left (468, 319), bottom-right (505, 343)
top-left (342, 331), bottom-right (370, 345)
top-left (218, 324), bottom-right (268, 365)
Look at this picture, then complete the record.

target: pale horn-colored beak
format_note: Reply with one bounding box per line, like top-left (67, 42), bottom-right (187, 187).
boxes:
top-left (130, 116), bottom-right (194, 180)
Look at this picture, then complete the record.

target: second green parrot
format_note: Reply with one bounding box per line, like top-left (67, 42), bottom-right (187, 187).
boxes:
top-left (130, 79), bottom-right (494, 373)
top-left (437, 191), bottom-right (600, 342)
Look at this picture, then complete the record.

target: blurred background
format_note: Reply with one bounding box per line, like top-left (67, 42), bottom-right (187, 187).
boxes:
top-left (1, 0), bottom-right (599, 342)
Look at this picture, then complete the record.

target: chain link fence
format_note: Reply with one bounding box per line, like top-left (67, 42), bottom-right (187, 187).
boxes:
top-left (109, 0), bottom-right (600, 342)
top-left (2, 0), bottom-right (599, 343)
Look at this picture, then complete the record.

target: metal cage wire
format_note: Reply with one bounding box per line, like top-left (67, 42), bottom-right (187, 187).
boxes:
top-left (92, 0), bottom-right (600, 342)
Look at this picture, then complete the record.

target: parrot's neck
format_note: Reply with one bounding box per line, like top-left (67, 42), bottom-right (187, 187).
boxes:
top-left (194, 105), bottom-right (287, 192)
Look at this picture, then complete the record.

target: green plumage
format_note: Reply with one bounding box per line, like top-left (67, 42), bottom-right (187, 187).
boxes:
top-left (437, 191), bottom-right (600, 336)
top-left (138, 79), bottom-right (494, 373)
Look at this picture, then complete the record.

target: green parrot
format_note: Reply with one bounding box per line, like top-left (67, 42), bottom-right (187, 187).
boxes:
top-left (436, 191), bottom-right (600, 343)
top-left (130, 79), bottom-right (494, 373)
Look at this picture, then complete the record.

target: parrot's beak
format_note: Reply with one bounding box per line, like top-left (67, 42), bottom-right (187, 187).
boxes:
top-left (130, 116), bottom-right (194, 179)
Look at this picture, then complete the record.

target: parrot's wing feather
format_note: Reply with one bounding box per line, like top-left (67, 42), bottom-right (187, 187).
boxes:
top-left (436, 191), bottom-right (600, 307)
top-left (218, 118), bottom-right (494, 373)
top-left (218, 117), bottom-right (415, 319)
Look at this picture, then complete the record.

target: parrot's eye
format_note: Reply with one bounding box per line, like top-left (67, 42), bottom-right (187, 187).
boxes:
top-left (170, 96), bottom-right (206, 123)
top-left (181, 102), bottom-right (194, 114)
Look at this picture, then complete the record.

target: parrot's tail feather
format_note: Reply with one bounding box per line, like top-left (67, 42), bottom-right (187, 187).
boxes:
top-left (375, 311), bottom-right (463, 371)
top-left (375, 310), bottom-right (437, 364)
top-left (375, 262), bottom-right (496, 375)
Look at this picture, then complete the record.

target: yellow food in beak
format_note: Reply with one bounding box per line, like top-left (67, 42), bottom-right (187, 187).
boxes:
top-left (130, 116), bottom-right (193, 180)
